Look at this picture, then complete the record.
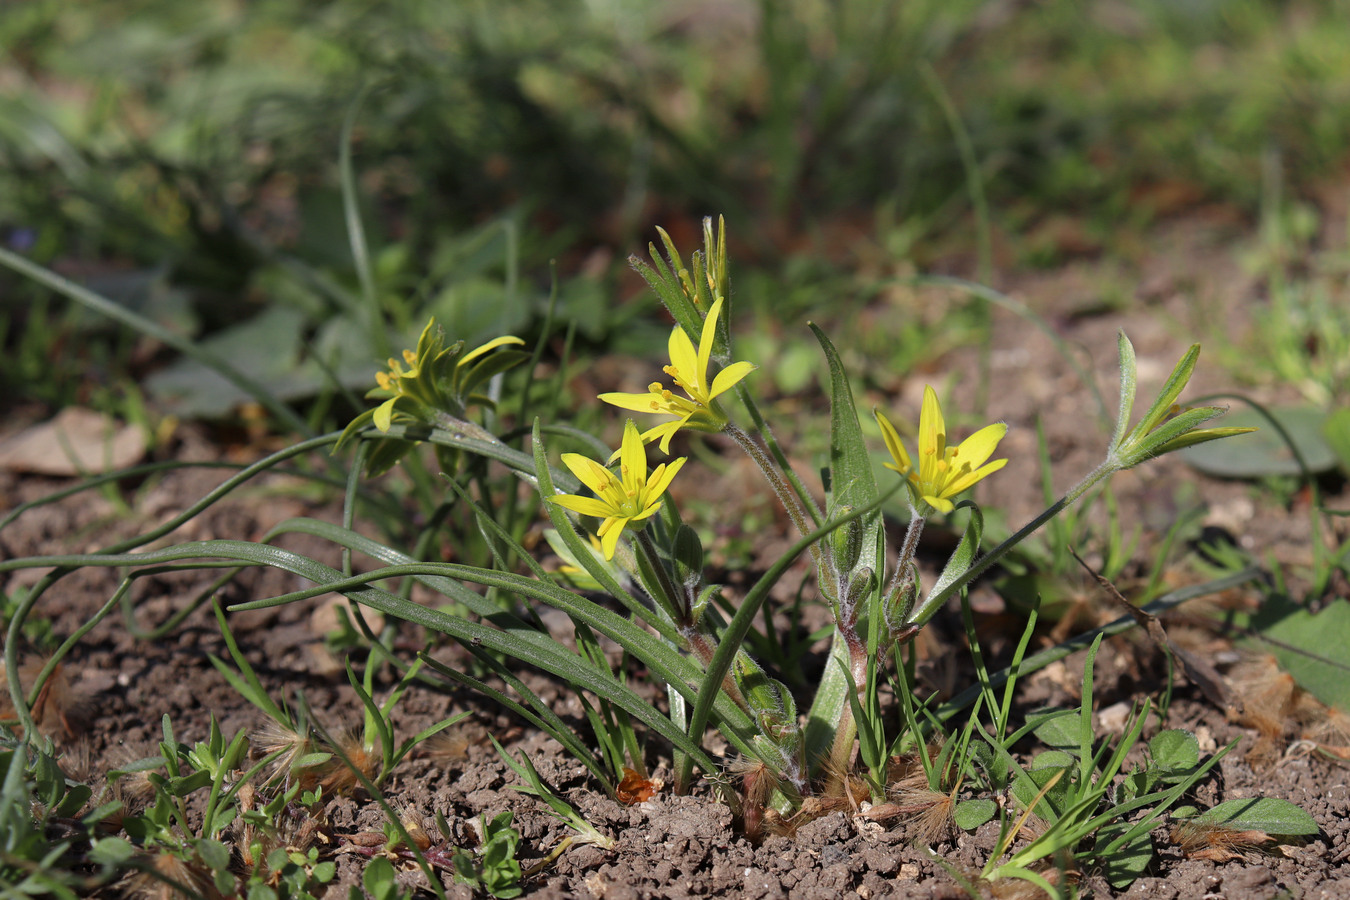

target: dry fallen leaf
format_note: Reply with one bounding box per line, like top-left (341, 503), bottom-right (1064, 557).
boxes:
top-left (614, 767), bottom-right (658, 805)
top-left (0, 407), bottom-right (145, 475)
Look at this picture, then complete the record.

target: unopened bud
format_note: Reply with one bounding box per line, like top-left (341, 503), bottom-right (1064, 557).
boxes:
top-left (828, 505), bottom-right (864, 576)
top-left (672, 524), bottom-right (704, 589)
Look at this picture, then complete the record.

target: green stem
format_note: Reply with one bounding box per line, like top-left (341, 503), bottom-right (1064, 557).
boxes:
top-left (430, 410), bottom-right (504, 446)
top-left (723, 422), bottom-right (822, 572)
top-left (906, 459), bottom-right (1116, 629)
top-left (883, 504), bottom-right (926, 616)
top-left (634, 529), bottom-right (688, 626)
top-left (732, 386), bottom-right (824, 527)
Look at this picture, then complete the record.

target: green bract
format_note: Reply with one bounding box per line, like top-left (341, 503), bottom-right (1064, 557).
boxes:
top-left (1108, 332), bottom-right (1257, 470)
top-left (335, 318), bottom-right (527, 475)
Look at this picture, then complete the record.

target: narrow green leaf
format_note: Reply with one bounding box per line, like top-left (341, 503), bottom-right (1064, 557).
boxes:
top-left (689, 486), bottom-right (898, 780)
top-left (1111, 331), bottom-right (1138, 450)
top-left (422, 654), bottom-right (612, 793)
top-left (808, 323), bottom-right (880, 532)
top-left (803, 323), bottom-right (883, 768)
top-left (1123, 343), bottom-right (1201, 447)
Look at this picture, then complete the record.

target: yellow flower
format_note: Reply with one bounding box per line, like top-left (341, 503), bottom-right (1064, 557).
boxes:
top-left (548, 420), bottom-right (687, 559)
top-left (599, 296), bottom-right (754, 453)
top-left (876, 386), bottom-right (1008, 516)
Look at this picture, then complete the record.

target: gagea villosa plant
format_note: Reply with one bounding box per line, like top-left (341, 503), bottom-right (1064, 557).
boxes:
top-left (0, 216), bottom-right (1258, 888)
top-left (317, 217), bottom-right (1251, 826)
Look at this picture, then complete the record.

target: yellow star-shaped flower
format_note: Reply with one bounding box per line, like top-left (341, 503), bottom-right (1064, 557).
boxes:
top-left (548, 420), bottom-right (687, 559)
top-left (599, 296), bottom-right (755, 453)
top-left (876, 386), bottom-right (1008, 516)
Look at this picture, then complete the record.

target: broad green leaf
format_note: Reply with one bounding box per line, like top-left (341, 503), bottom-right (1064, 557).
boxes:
top-left (198, 838), bottom-right (232, 872)
top-left (804, 323), bottom-right (882, 768)
top-left (1246, 595), bottom-right (1350, 711)
top-left (1325, 406), bottom-right (1350, 472)
top-left (1149, 729), bottom-right (1199, 774)
top-left (1194, 798), bottom-right (1318, 836)
top-left (1028, 750), bottom-right (1076, 771)
top-left (144, 306), bottom-right (370, 418)
top-left (88, 836), bottom-right (136, 866)
top-left (954, 798), bottom-right (997, 831)
top-left (1095, 823), bottom-right (1153, 889)
top-left (1025, 708), bottom-right (1079, 752)
top-left (808, 324), bottom-right (880, 526)
top-left (1011, 765), bottom-right (1074, 824)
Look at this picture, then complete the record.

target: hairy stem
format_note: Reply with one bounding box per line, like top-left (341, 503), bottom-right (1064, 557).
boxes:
top-left (724, 422), bottom-right (823, 572)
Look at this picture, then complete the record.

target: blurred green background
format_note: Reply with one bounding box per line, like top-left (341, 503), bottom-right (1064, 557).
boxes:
top-left (3, 0), bottom-right (1347, 424)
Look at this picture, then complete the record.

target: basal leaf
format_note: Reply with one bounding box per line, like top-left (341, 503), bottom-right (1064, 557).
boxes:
top-left (1246, 595), bottom-right (1350, 712)
top-left (954, 798), bottom-right (997, 831)
top-left (1195, 798), bottom-right (1318, 836)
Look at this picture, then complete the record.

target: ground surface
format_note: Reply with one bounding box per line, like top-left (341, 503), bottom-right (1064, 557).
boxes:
top-left (3, 206), bottom-right (1349, 898)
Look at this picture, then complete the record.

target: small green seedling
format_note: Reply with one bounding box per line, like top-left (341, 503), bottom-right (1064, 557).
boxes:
top-left (451, 811), bottom-right (524, 899)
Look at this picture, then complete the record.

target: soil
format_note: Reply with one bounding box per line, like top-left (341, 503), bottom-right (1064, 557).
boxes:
top-left (3, 206), bottom-right (1349, 899)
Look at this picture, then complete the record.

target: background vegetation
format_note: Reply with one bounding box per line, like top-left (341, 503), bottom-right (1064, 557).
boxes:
top-left (4, 0), bottom-right (1350, 422)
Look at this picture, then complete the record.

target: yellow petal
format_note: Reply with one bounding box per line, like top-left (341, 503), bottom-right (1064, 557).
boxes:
top-left (560, 452), bottom-right (614, 497)
top-left (549, 494), bottom-right (615, 518)
top-left (600, 390), bottom-right (669, 414)
top-left (646, 456), bottom-right (687, 499)
top-left (635, 501), bottom-right (665, 521)
top-left (919, 386), bottom-right (945, 456)
top-left (459, 335), bottom-right (525, 366)
top-left (924, 494), bottom-right (956, 515)
top-left (943, 457), bottom-right (1009, 497)
top-left (709, 360), bottom-right (755, 399)
top-left (876, 410), bottom-right (913, 475)
top-left (953, 423), bottom-right (1008, 470)
top-left (600, 519), bottom-right (626, 559)
top-left (645, 419), bottom-right (687, 455)
top-left (667, 325), bottom-right (700, 392)
top-left (696, 296), bottom-right (725, 392)
top-left (618, 420), bottom-right (647, 491)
